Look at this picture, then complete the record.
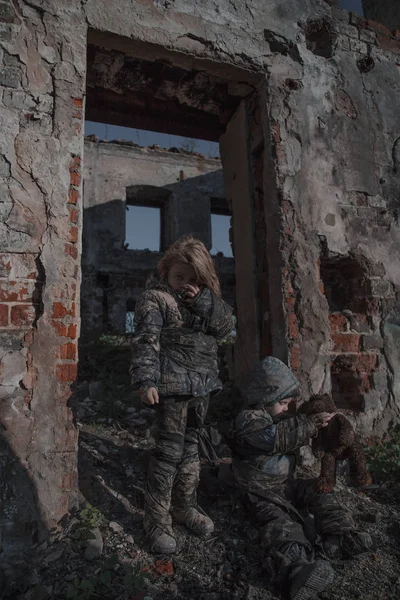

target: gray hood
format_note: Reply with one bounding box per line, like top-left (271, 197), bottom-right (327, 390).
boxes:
top-left (245, 357), bottom-right (300, 407)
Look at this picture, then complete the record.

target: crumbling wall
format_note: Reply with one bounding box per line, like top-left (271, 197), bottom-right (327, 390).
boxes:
top-left (0, 1), bottom-right (85, 555)
top-left (264, 11), bottom-right (400, 436)
top-left (2, 0), bottom-right (400, 560)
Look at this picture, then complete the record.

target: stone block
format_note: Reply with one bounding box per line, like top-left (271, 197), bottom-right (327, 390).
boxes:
top-left (332, 333), bottom-right (360, 353)
top-left (361, 334), bottom-right (384, 351)
top-left (349, 313), bottom-right (370, 333)
top-left (0, 67), bottom-right (20, 89)
top-left (361, 392), bottom-right (382, 411)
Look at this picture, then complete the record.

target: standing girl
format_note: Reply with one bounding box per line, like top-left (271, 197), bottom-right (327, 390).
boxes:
top-left (130, 235), bottom-right (233, 553)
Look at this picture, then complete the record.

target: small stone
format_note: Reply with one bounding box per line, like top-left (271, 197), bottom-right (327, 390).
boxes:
top-left (125, 468), bottom-right (133, 477)
top-left (65, 573), bottom-right (77, 582)
top-left (97, 444), bottom-right (109, 455)
top-left (84, 528), bottom-right (103, 561)
top-left (43, 546), bottom-right (64, 564)
top-left (126, 407), bottom-right (137, 414)
top-left (125, 534), bottom-right (135, 544)
top-left (109, 521), bottom-right (124, 533)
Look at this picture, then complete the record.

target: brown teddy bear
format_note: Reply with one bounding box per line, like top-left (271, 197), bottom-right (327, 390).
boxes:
top-left (299, 394), bottom-right (372, 493)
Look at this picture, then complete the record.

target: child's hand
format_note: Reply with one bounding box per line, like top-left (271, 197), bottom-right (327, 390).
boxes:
top-left (141, 387), bottom-right (159, 405)
top-left (183, 284), bottom-right (201, 303)
top-left (309, 412), bottom-right (335, 429)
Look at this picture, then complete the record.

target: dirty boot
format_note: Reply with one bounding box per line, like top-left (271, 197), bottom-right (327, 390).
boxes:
top-left (289, 560), bottom-right (335, 600)
top-left (144, 457), bottom-right (177, 554)
top-left (341, 531), bottom-right (377, 557)
top-left (172, 506), bottom-right (214, 536)
top-left (171, 460), bottom-right (214, 536)
top-left (144, 520), bottom-right (177, 554)
top-left (323, 531), bottom-right (376, 559)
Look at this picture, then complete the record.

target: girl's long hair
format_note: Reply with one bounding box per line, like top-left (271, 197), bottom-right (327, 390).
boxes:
top-left (158, 235), bottom-right (222, 297)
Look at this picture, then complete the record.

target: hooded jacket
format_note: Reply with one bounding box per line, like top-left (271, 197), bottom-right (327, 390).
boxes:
top-left (233, 357), bottom-right (318, 493)
top-left (130, 273), bottom-right (234, 397)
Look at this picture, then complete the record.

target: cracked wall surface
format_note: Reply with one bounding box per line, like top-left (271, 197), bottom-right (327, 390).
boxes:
top-left (1, 0), bottom-right (400, 557)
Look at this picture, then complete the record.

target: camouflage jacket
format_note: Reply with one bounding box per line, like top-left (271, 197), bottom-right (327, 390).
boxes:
top-left (232, 408), bottom-right (318, 494)
top-left (130, 278), bottom-right (233, 397)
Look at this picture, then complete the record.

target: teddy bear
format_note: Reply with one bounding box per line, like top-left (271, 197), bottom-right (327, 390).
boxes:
top-left (299, 394), bottom-right (372, 494)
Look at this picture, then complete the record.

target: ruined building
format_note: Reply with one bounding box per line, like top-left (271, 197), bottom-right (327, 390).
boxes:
top-left (81, 138), bottom-right (235, 338)
top-left (1, 0), bottom-right (400, 558)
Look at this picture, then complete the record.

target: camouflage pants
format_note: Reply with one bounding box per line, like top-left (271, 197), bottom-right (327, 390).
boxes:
top-left (243, 478), bottom-right (356, 574)
top-left (144, 395), bottom-right (209, 536)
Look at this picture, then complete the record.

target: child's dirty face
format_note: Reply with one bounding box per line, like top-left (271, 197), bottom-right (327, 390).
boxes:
top-left (168, 261), bottom-right (198, 292)
top-left (265, 398), bottom-right (292, 416)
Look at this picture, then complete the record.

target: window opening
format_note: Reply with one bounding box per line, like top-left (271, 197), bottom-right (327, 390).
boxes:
top-left (125, 205), bottom-right (161, 251)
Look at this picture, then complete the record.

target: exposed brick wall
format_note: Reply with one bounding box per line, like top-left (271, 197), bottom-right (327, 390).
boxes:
top-left (0, 1), bottom-right (85, 557)
top-left (320, 256), bottom-right (390, 412)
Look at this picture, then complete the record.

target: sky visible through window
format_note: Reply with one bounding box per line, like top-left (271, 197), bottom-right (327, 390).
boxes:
top-left (125, 205), bottom-right (161, 251)
top-left (211, 214), bottom-right (232, 257)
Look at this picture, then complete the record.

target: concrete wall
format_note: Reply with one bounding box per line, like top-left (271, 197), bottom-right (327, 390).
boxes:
top-left (1, 0), bottom-right (400, 558)
top-left (82, 140), bottom-right (234, 337)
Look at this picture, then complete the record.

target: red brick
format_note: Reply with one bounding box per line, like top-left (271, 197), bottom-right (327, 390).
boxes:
top-left (57, 343), bottom-right (77, 360)
top-left (71, 156), bottom-right (81, 169)
top-left (0, 281), bottom-right (34, 302)
top-left (56, 363), bottom-right (78, 382)
top-left (288, 313), bottom-right (299, 339)
top-left (10, 304), bottom-right (36, 327)
top-left (49, 281), bottom-right (77, 300)
top-left (364, 19), bottom-right (392, 38)
top-left (329, 313), bottom-right (348, 333)
top-left (332, 333), bottom-right (360, 353)
top-left (69, 171), bottom-right (81, 186)
top-left (285, 296), bottom-right (296, 308)
top-left (272, 123), bottom-right (281, 143)
top-left (68, 226), bottom-right (78, 243)
top-left (52, 301), bottom-right (76, 319)
top-left (69, 206), bottom-right (79, 223)
top-left (61, 472), bottom-right (76, 489)
top-left (67, 324), bottom-right (77, 339)
top-left (332, 353), bottom-right (377, 373)
top-left (73, 98), bottom-right (83, 108)
top-left (290, 344), bottom-right (301, 369)
top-left (68, 188), bottom-right (79, 204)
top-left (0, 304), bottom-right (8, 326)
top-left (377, 34), bottom-right (400, 54)
top-left (65, 244), bottom-right (78, 260)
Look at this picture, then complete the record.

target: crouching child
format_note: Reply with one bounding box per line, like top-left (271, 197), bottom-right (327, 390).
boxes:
top-left (231, 356), bottom-right (376, 600)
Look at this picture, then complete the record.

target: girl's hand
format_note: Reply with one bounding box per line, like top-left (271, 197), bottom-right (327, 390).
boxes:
top-left (309, 412), bottom-right (335, 430)
top-left (140, 387), bottom-right (159, 405)
top-left (183, 284), bottom-right (201, 303)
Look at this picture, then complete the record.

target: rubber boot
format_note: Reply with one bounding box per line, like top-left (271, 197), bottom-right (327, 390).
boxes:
top-left (171, 461), bottom-right (214, 536)
top-left (144, 457), bottom-right (177, 553)
top-left (324, 530), bottom-right (377, 559)
top-left (289, 560), bottom-right (335, 600)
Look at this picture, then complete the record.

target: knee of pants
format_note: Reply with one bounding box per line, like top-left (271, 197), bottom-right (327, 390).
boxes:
top-left (154, 434), bottom-right (184, 466)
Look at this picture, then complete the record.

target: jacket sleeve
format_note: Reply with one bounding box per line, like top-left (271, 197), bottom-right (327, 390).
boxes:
top-left (190, 287), bottom-right (234, 339)
top-left (130, 291), bottom-right (163, 392)
top-left (234, 411), bottom-right (317, 455)
top-left (273, 415), bottom-right (318, 453)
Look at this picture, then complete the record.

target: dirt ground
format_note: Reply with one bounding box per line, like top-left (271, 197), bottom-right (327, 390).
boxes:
top-left (3, 344), bottom-right (400, 600)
